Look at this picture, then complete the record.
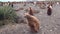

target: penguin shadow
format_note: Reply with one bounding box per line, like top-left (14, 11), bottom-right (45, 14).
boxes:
top-left (28, 28), bottom-right (42, 34)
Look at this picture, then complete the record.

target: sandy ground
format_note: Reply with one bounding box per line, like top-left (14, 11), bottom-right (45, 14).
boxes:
top-left (0, 3), bottom-right (60, 34)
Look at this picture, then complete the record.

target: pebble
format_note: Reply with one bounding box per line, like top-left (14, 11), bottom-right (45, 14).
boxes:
top-left (50, 30), bottom-right (53, 32)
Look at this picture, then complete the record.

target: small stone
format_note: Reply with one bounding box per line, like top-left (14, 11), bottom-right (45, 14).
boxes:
top-left (45, 26), bottom-right (47, 27)
top-left (39, 15), bottom-right (41, 16)
top-left (40, 12), bottom-right (43, 14)
top-left (57, 2), bottom-right (59, 5)
top-left (50, 29), bottom-right (53, 31)
top-left (54, 15), bottom-right (56, 16)
top-left (40, 26), bottom-right (42, 28)
top-left (54, 28), bottom-right (57, 30)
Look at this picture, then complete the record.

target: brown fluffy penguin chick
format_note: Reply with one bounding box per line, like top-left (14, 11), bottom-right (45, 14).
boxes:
top-left (24, 13), bottom-right (40, 32)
